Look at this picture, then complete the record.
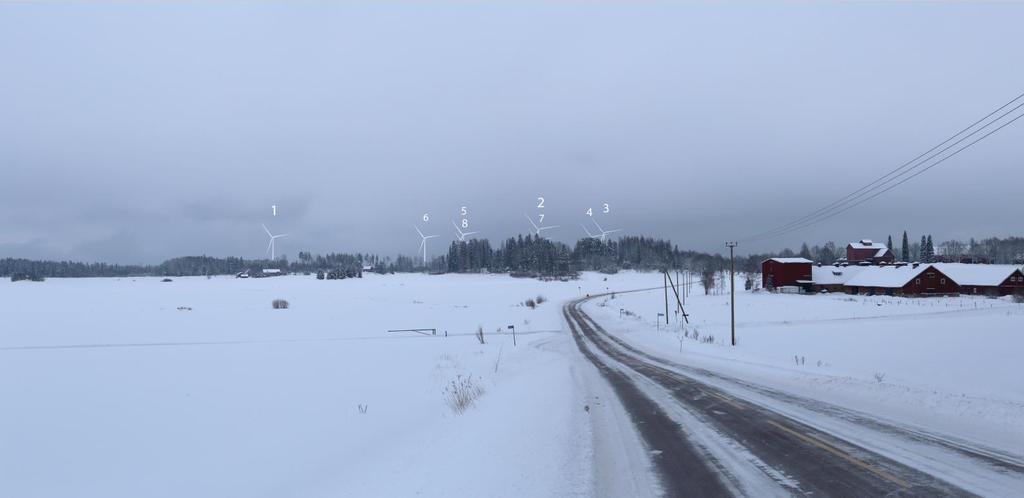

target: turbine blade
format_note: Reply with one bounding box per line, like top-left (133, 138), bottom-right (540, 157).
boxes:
top-left (414, 226), bottom-right (424, 238)
top-left (266, 239), bottom-right (274, 256)
top-left (263, 224), bottom-right (273, 237)
top-left (524, 214), bottom-right (539, 231)
top-left (591, 218), bottom-right (604, 233)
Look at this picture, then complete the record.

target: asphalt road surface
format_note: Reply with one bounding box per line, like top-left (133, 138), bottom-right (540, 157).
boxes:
top-left (564, 295), bottom-right (1002, 497)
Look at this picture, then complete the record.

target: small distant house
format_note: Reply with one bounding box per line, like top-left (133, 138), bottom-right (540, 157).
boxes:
top-left (846, 239), bottom-right (895, 264)
top-left (843, 263), bottom-right (957, 296)
top-left (847, 239), bottom-right (897, 266)
top-left (762, 258), bottom-right (813, 289)
top-left (933, 264), bottom-right (1024, 296)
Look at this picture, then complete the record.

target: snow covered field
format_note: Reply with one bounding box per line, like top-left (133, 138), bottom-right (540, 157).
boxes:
top-left (0, 272), bottom-right (652, 498)
top-left (3, 271), bottom-right (1022, 497)
top-left (583, 278), bottom-right (1024, 455)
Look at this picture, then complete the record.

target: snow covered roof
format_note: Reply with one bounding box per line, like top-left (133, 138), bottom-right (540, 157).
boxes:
top-left (849, 239), bottom-right (877, 249)
top-left (843, 264), bottom-right (932, 288)
top-left (765, 257), bottom-right (813, 264)
top-left (933, 263), bottom-right (1021, 286)
top-left (811, 265), bottom-right (864, 285)
top-left (848, 240), bottom-right (890, 257)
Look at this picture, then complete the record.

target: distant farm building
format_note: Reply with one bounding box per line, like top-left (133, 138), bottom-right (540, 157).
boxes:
top-left (846, 239), bottom-right (895, 264)
top-left (843, 263), bottom-right (958, 296)
top-left (810, 264), bottom-right (864, 293)
top-left (934, 264), bottom-right (1024, 296)
top-left (762, 258), bottom-right (812, 289)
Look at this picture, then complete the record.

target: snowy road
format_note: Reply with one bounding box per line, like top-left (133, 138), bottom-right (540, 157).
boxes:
top-left (565, 293), bottom-right (1024, 497)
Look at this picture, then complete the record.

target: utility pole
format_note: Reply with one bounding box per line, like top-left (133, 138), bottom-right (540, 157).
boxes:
top-left (663, 272), bottom-right (669, 325)
top-left (726, 242), bottom-right (738, 346)
top-left (675, 270), bottom-right (681, 313)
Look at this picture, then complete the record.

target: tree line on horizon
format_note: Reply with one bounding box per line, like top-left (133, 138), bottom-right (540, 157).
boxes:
top-left (3, 234), bottom-right (1022, 280)
top-left (783, 234), bottom-right (1024, 265)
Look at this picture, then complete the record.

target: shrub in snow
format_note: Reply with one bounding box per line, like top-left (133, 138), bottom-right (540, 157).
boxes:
top-left (272, 299), bottom-right (289, 309)
top-left (535, 295), bottom-right (546, 305)
top-left (874, 372), bottom-right (886, 383)
top-left (161, 278), bottom-right (173, 282)
top-left (475, 326), bottom-right (485, 344)
top-left (443, 375), bottom-right (484, 414)
top-left (525, 298), bottom-right (536, 309)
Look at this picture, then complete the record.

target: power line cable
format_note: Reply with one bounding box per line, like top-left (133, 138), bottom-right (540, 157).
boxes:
top-left (749, 109), bottom-right (1024, 241)
top-left (741, 91), bottom-right (1024, 243)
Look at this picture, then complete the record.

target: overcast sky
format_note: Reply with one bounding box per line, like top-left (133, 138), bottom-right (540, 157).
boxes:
top-left (1, 2), bottom-right (1022, 264)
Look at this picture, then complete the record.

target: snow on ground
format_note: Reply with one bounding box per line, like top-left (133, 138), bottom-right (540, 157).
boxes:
top-left (0, 272), bottom-right (649, 498)
top-left (583, 273), bottom-right (1024, 455)
top-left (4, 270), bottom-right (1020, 497)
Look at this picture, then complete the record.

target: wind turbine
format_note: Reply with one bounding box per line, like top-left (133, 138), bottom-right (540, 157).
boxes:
top-left (262, 224), bottom-right (288, 260)
top-left (525, 214), bottom-right (559, 238)
top-left (415, 226), bottom-right (439, 265)
top-left (451, 220), bottom-right (480, 242)
top-left (590, 218), bottom-right (621, 242)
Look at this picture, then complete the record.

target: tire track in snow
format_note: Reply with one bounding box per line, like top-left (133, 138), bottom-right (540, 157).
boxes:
top-left (567, 297), bottom-right (973, 497)
top-left (564, 305), bottom-right (735, 497)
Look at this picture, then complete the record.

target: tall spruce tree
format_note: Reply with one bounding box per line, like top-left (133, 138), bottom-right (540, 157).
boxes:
top-left (799, 243), bottom-right (812, 260)
top-left (901, 231), bottom-right (910, 262)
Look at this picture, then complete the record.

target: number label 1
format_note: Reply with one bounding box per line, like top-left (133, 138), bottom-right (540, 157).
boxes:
top-left (272, 205), bottom-right (277, 216)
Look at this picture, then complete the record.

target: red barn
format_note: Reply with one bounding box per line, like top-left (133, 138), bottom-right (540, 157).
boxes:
top-left (847, 239), bottom-right (895, 264)
top-left (762, 258), bottom-right (813, 289)
top-left (843, 263), bottom-right (958, 296)
top-left (934, 264), bottom-right (1024, 296)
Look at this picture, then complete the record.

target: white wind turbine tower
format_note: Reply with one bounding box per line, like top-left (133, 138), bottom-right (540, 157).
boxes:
top-left (451, 220), bottom-right (480, 242)
top-left (262, 224), bottom-right (288, 260)
top-left (525, 214), bottom-right (559, 238)
top-left (590, 218), bottom-right (621, 242)
top-left (415, 226), bottom-right (439, 265)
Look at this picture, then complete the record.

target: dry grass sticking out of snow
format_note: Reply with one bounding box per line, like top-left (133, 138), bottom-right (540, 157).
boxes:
top-left (443, 375), bottom-right (485, 414)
